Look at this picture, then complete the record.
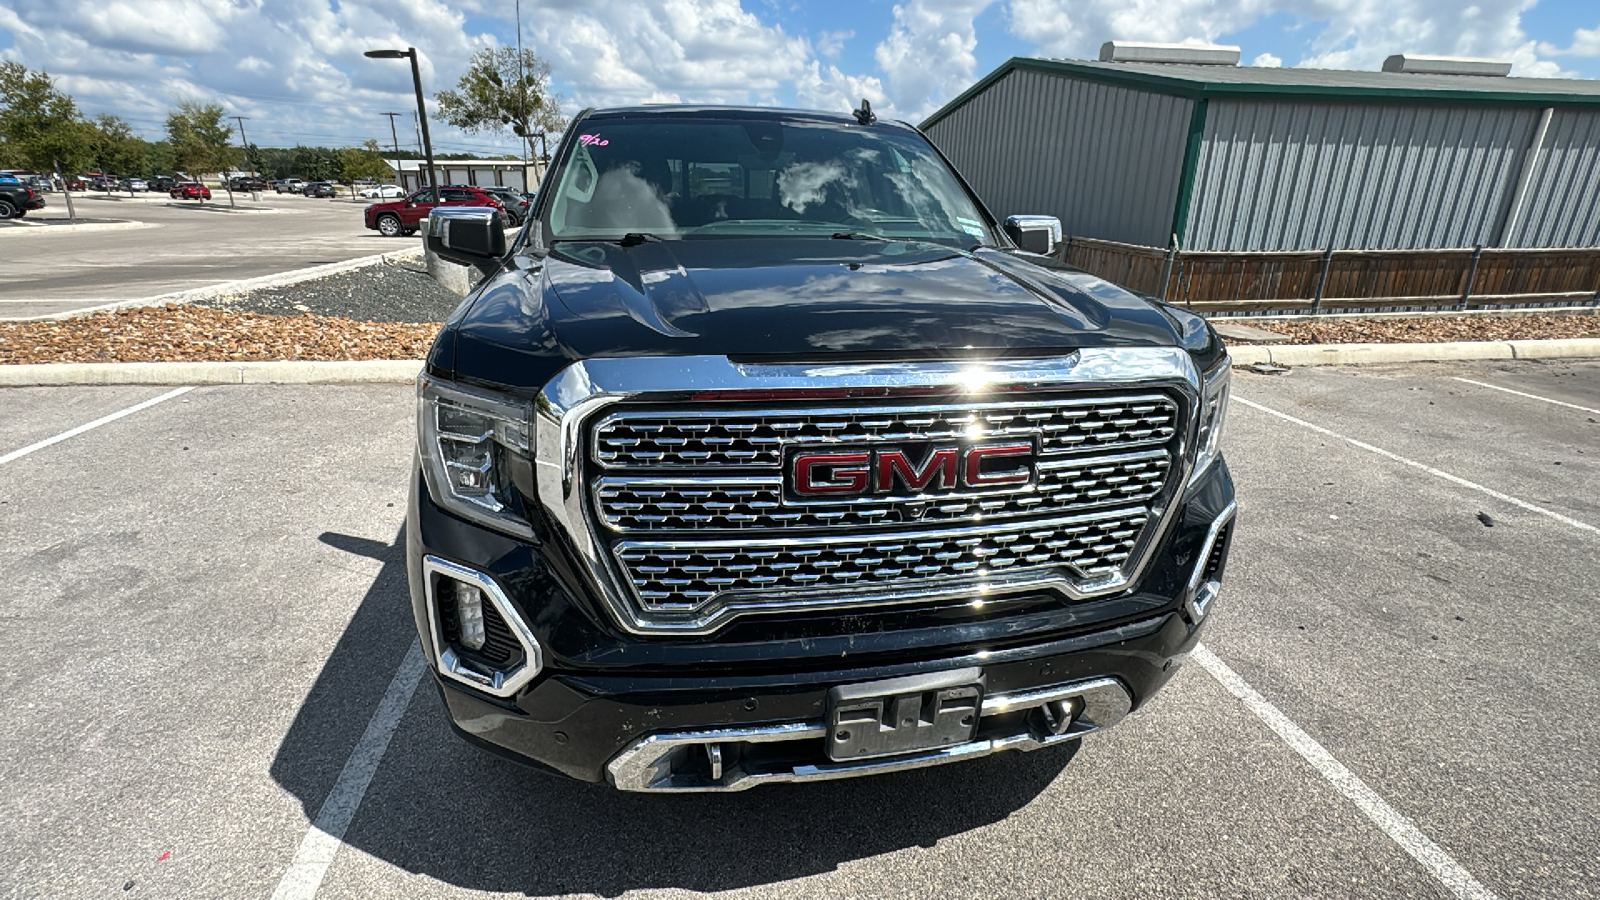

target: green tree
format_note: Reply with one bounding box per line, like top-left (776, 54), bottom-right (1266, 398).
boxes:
top-left (340, 139), bottom-right (392, 185)
top-left (87, 115), bottom-right (153, 187)
top-left (165, 101), bottom-right (240, 195)
top-left (243, 142), bottom-right (265, 176)
top-left (289, 144), bottom-right (339, 181)
top-left (435, 47), bottom-right (566, 159)
top-left (0, 61), bottom-right (95, 174)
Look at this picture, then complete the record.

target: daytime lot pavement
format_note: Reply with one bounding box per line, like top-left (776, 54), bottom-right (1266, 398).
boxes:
top-left (0, 193), bottom-right (401, 319)
top-left (0, 359), bottom-right (1595, 899)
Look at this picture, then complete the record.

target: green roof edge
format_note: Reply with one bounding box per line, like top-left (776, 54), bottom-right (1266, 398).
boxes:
top-left (920, 57), bottom-right (1600, 131)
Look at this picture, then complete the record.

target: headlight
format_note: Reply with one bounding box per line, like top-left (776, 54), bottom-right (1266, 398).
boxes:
top-left (1189, 360), bottom-right (1231, 486)
top-left (417, 374), bottom-right (535, 539)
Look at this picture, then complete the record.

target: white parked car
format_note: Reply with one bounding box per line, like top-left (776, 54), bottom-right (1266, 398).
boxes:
top-left (358, 183), bottom-right (406, 199)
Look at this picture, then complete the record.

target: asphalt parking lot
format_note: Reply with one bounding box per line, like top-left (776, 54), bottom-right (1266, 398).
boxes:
top-left (0, 193), bottom-right (403, 320)
top-left (1, 359), bottom-right (1595, 899)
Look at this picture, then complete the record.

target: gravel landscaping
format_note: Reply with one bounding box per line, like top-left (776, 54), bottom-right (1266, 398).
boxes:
top-left (0, 305), bottom-right (438, 364)
top-left (201, 261), bottom-right (463, 322)
top-left (1, 259), bottom-right (1597, 365)
top-left (1256, 313), bottom-right (1600, 345)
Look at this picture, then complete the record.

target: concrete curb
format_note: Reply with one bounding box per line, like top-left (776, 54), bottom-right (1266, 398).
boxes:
top-left (15, 244), bottom-right (425, 322)
top-left (0, 220), bottom-right (151, 235)
top-left (0, 360), bottom-right (423, 386)
top-left (1230, 337), bottom-right (1600, 368)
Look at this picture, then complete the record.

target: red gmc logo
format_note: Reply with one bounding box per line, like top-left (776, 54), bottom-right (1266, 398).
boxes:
top-left (790, 443), bottom-right (1035, 497)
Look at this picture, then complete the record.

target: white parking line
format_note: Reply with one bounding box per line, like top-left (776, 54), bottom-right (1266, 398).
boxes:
top-left (1194, 645), bottom-right (1500, 900)
top-left (1234, 396), bottom-right (1598, 536)
top-left (1450, 377), bottom-right (1600, 415)
top-left (0, 386), bottom-right (194, 465)
top-left (270, 640), bottom-right (426, 900)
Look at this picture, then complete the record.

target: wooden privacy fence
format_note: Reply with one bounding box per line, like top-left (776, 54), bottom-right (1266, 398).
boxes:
top-left (1060, 237), bottom-right (1600, 314)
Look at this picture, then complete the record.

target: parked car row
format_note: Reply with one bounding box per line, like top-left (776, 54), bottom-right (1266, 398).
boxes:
top-left (362, 184), bottom-right (526, 236)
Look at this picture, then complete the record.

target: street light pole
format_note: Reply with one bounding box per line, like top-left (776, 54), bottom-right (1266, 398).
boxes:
top-left (365, 47), bottom-right (438, 204)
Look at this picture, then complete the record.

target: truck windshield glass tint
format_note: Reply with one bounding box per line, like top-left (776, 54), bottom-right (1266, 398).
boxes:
top-left (545, 118), bottom-right (992, 247)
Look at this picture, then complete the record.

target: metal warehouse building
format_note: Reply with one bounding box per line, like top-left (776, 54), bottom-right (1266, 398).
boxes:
top-left (921, 49), bottom-right (1600, 252)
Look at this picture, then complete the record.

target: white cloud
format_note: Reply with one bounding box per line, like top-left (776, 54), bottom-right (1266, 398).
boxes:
top-left (0, 0), bottom-right (512, 152)
top-left (873, 1), bottom-right (998, 120)
top-left (520, 0), bottom-right (814, 108)
top-left (1002, 0), bottom-right (1566, 78)
top-left (1539, 24), bottom-right (1600, 57)
top-left (1253, 52), bottom-right (1283, 67)
top-left (794, 61), bottom-right (887, 115)
top-left (816, 29), bottom-right (854, 59)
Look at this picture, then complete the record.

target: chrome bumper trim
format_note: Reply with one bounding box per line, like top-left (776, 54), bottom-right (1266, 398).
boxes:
top-left (606, 676), bottom-right (1132, 792)
top-left (422, 555), bottom-right (544, 698)
top-left (1184, 501), bottom-right (1237, 621)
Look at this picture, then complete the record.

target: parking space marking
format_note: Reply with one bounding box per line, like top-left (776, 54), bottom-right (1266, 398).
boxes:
top-left (1450, 377), bottom-right (1600, 415)
top-left (1234, 396), bottom-right (1598, 536)
top-left (1194, 645), bottom-right (1500, 900)
top-left (270, 640), bottom-right (426, 900)
top-left (0, 386), bottom-right (193, 465)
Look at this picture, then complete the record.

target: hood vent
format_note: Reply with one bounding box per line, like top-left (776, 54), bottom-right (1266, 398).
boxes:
top-left (1382, 55), bottom-right (1512, 77)
top-left (1098, 42), bottom-right (1240, 66)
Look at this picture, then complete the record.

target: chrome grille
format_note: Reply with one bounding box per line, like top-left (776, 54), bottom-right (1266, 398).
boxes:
top-left (592, 396), bottom-right (1178, 469)
top-left (617, 511), bottom-right (1149, 610)
top-left (582, 389), bottom-right (1186, 627)
top-left (596, 449), bottom-right (1171, 532)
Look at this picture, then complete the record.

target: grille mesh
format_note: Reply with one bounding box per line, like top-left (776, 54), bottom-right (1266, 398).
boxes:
top-left (617, 512), bottom-right (1149, 610)
top-left (593, 397), bottom-right (1178, 469)
top-left (596, 451), bottom-right (1170, 532)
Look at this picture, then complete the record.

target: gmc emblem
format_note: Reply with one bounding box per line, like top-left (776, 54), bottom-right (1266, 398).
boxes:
top-left (790, 443), bottom-right (1035, 497)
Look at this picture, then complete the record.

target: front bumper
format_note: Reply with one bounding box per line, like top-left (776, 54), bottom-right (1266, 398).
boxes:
top-left (406, 457), bottom-right (1236, 790)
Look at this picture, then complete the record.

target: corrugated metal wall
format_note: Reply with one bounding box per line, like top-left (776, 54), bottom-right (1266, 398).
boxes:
top-left (924, 69), bottom-right (1192, 247)
top-left (1507, 108), bottom-right (1600, 248)
top-left (1185, 101), bottom-right (1539, 251)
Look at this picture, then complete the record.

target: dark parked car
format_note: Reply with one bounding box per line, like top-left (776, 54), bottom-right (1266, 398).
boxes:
top-left (363, 186), bottom-right (506, 236)
top-left (0, 181), bottom-right (46, 218)
top-left (475, 185), bottom-right (533, 225)
top-left (150, 176), bottom-right (177, 192)
top-left (170, 182), bottom-right (212, 201)
top-left (302, 181), bottom-right (337, 198)
top-left (406, 104), bottom-right (1236, 791)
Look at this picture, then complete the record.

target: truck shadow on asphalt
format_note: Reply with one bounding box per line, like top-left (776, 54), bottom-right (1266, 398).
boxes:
top-left (272, 528), bottom-right (1077, 896)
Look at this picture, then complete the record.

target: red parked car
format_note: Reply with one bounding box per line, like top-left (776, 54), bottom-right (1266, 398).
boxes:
top-left (170, 183), bottom-right (212, 200)
top-left (363, 186), bottom-right (506, 237)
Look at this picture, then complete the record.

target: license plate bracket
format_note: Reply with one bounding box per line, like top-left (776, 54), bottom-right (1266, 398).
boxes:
top-left (826, 668), bottom-right (984, 762)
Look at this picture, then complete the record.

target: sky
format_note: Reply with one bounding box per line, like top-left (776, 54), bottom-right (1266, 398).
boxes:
top-left (1, 0), bottom-right (1598, 157)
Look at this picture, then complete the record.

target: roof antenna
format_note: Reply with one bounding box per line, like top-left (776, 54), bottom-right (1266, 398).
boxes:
top-left (853, 98), bottom-right (877, 125)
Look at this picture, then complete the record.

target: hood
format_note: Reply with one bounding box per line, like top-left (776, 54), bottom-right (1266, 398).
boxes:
top-left (449, 237), bottom-right (1188, 389)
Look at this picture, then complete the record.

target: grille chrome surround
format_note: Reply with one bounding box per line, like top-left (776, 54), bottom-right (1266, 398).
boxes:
top-left (532, 352), bottom-right (1204, 636)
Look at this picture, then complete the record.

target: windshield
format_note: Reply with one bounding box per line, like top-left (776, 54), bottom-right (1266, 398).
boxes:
top-left (543, 116), bottom-right (993, 247)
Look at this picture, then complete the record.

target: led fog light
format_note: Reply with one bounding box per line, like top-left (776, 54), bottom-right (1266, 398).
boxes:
top-left (455, 582), bottom-right (487, 651)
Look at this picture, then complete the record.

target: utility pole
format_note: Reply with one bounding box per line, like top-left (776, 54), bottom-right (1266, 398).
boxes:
top-left (381, 112), bottom-right (403, 156)
top-left (231, 115), bottom-right (253, 177)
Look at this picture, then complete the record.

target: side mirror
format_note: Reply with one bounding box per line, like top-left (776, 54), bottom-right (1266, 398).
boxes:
top-left (1003, 215), bottom-right (1062, 256)
top-left (425, 207), bottom-right (507, 273)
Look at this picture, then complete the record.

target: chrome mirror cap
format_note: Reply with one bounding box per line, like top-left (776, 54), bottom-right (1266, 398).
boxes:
top-left (1003, 215), bottom-right (1062, 256)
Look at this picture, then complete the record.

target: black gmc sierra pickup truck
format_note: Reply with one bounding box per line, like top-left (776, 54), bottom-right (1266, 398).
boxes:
top-left (407, 104), bottom-right (1235, 791)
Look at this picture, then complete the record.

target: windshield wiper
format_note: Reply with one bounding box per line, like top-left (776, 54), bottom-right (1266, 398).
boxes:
top-left (550, 232), bottom-right (663, 246)
top-left (831, 231), bottom-right (890, 241)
